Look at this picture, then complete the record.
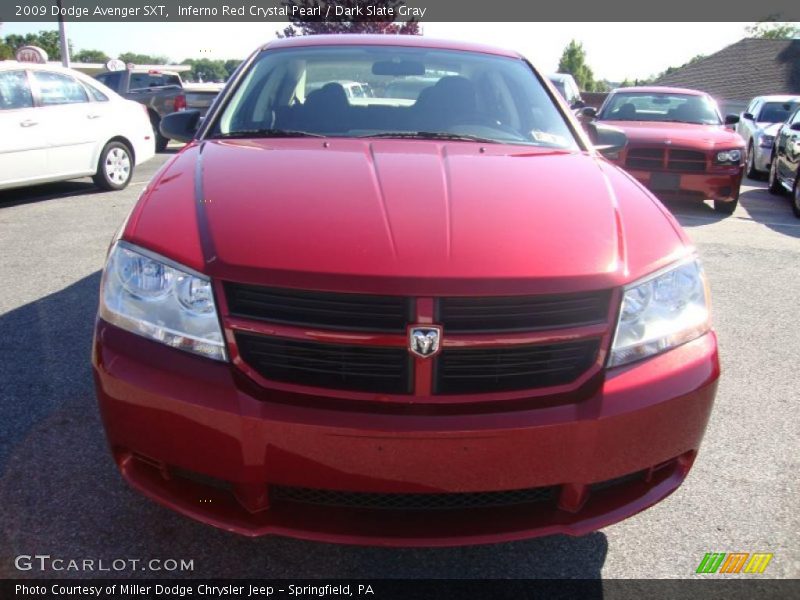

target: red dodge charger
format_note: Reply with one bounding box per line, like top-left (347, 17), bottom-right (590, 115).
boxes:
top-left (92, 35), bottom-right (719, 546)
top-left (587, 86), bottom-right (745, 214)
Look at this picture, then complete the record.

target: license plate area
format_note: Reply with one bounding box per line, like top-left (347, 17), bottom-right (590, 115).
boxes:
top-left (649, 172), bottom-right (680, 191)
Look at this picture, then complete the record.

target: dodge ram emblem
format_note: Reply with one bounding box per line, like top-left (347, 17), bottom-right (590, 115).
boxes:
top-left (408, 326), bottom-right (442, 358)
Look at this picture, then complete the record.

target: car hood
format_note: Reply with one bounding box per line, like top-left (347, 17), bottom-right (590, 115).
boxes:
top-left (759, 122), bottom-right (782, 136)
top-left (126, 139), bottom-right (689, 295)
top-left (601, 120), bottom-right (744, 149)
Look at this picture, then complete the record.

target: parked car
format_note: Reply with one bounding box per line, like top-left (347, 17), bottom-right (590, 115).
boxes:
top-left (585, 86), bottom-right (744, 213)
top-left (183, 82), bottom-right (224, 119)
top-left (767, 105), bottom-right (800, 217)
top-left (95, 66), bottom-right (187, 152)
top-left (736, 95), bottom-right (800, 179)
top-left (547, 73), bottom-right (585, 109)
top-left (93, 35), bottom-right (719, 545)
top-left (0, 60), bottom-right (155, 192)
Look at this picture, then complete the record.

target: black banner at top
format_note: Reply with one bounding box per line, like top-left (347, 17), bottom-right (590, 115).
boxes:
top-left (1, 0), bottom-right (799, 22)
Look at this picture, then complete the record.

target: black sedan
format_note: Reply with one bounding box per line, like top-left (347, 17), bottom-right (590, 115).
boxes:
top-left (768, 106), bottom-right (800, 217)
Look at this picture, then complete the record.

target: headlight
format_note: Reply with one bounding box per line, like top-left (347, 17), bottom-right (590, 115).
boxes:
top-left (715, 149), bottom-right (742, 164)
top-left (609, 257), bottom-right (710, 368)
top-left (758, 135), bottom-right (775, 148)
top-left (99, 242), bottom-right (227, 361)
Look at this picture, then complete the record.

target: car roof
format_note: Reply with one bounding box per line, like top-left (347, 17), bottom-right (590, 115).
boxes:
top-left (547, 73), bottom-right (575, 83)
top-left (261, 34), bottom-right (521, 59)
top-left (611, 86), bottom-right (707, 96)
top-left (752, 95), bottom-right (800, 102)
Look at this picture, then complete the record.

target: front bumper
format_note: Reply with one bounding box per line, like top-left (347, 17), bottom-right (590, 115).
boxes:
top-left (752, 144), bottom-right (772, 173)
top-left (624, 168), bottom-right (743, 202)
top-left (93, 320), bottom-right (719, 546)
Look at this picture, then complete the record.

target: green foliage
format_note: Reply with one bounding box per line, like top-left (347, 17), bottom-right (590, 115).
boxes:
top-left (73, 48), bottom-right (110, 63)
top-left (745, 21), bottom-right (799, 39)
top-left (0, 42), bottom-right (12, 60)
top-left (2, 30), bottom-right (72, 60)
top-left (557, 40), bottom-right (598, 92)
top-left (118, 52), bottom-right (169, 65)
top-left (182, 58), bottom-right (229, 82)
top-left (276, 0), bottom-right (421, 38)
top-left (223, 59), bottom-right (242, 78)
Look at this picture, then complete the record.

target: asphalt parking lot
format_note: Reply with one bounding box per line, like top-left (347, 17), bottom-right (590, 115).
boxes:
top-left (0, 149), bottom-right (798, 580)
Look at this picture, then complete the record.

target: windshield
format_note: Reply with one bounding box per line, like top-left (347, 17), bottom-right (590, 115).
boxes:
top-left (758, 101), bottom-right (798, 123)
top-left (211, 46), bottom-right (578, 149)
top-left (598, 92), bottom-right (721, 125)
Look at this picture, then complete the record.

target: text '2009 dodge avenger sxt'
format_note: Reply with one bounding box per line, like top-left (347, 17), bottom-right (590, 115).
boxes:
top-left (92, 35), bottom-right (719, 546)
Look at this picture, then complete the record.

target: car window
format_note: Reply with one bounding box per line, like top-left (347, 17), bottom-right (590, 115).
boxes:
top-left (791, 109), bottom-right (800, 126)
top-left (0, 70), bottom-right (34, 110)
top-left (758, 101), bottom-right (798, 124)
top-left (32, 71), bottom-right (89, 106)
top-left (83, 81), bottom-right (110, 102)
top-left (214, 46), bottom-right (579, 149)
top-left (130, 73), bottom-right (180, 89)
top-left (746, 99), bottom-right (759, 115)
top-left (95, 71), bottom-right (124, 92)
top-left (599, 92), bottom-right (721, 125)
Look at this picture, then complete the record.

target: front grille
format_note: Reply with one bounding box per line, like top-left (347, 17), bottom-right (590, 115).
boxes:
top-left (225, 283), bottom-right (412, 332)
top-left (437, 291), bottom-right (610, 333)
top-left (667, 149), bottom-right (706, 172)
top-left (435, 339), bottom-right (600, 394)
top-left (235, 332), bottom-right (412, 394)
top-left (626, 146), bottom-right (708, 173)
top-left (589, 470), bottom-right (645, 492)
top-left (271, 485), bottom-right (557, 510)
top-left (626, 147), bottom-right (664, 170)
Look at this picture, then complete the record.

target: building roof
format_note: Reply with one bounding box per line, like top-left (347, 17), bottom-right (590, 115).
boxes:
top-left (654, 38), bottom-right (800, 102)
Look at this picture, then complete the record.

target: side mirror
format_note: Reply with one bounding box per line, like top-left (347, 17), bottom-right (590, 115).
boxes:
top-left (742, 112), bottom-right (754, 121)
top-left (571, 99), bottom-right (586, 110)
top-left (725, 114), bottom-right (740, 125)
top-left (585, 122), bottom-right (627, 159)
top-left (581, 106), bottom-right (597, 119)
top-left (160, 109), bottom-right (201, 143)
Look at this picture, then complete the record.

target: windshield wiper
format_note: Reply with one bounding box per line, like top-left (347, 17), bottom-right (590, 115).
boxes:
top-left (359, 131), bottom-right (499, 144)
top-left (211, 128), bottom-right (325, 139)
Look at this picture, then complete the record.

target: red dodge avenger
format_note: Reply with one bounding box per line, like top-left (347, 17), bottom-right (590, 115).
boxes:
top-left (92, 35), bottom-right (719, 545)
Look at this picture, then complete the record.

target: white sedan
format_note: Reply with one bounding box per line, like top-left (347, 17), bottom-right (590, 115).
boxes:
top-left (0, 61), bottom-right (155, 192)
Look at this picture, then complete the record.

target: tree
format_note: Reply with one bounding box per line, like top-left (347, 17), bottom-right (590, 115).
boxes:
top-left (557, 40), bottom-right (598, 92)
top-left (223, 59), bottom-right (242, 79)
top-left (276, 0), bottom-right (420, 38)
top-left (182, 58), bottom-right (228, 82)
top-left (745, 20), bottom-right (799, 39)
top-left (118, 52), bottom-right (169, 65)
top-left (73, 48), bottom-right (110, 63)
top-left (3, 30), bottom-right (72, 60)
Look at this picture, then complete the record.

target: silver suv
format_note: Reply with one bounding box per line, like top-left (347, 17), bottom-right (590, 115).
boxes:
top-left (736, 95), bottom-right (800, 178)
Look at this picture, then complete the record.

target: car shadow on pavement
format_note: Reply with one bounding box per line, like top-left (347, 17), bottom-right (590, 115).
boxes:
top-left (0, 273), bottom-right (608, 585)
top-left (738, 188), bottom-right (800, 238)
top-left (0, 181), bottom-right (102, 209)
top-left (660, 198), bottom-right (728, 227)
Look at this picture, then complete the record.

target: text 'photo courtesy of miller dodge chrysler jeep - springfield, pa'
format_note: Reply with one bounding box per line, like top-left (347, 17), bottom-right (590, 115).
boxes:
top-left (91, 35), bottom-right (719, 546)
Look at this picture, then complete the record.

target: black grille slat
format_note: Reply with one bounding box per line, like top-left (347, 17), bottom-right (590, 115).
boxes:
top-left (667, 149), bottom-right (706, 173)
top-left (626, 146), bottom-right (708, 173)
top-left (438, 291), bottom-right (610, 333)
top-left (236, 333), bottom-right (411, 394)
top-left (436, 339), bottom-right (600, 394)
top-left (226, 283), bottom-right (412, 332)
top-left (272, 485), bottom-right (556, 510)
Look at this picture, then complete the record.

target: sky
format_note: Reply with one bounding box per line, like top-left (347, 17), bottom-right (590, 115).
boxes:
top-left (0, 21), bottom-right (760, 81)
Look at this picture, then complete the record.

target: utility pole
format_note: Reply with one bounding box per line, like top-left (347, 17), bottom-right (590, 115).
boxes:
top-left (56, 0), bottom-right (70, 67)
